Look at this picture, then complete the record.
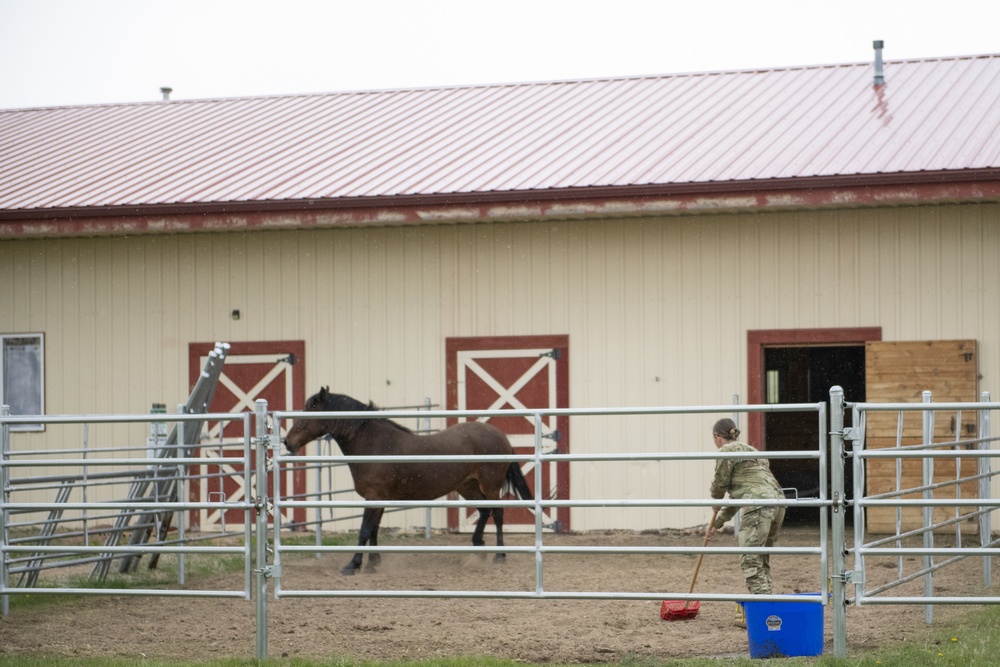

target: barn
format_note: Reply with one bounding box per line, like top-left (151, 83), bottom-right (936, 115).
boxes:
top-left (2, 49), bottom-right (999, 534)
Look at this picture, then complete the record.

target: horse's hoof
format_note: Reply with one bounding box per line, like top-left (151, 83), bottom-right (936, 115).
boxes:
top-left (341, 566), bottom-right (359, 576)
top-left (493, 553), bottom-right (507, 563)
top-left (364, 565), bottom-right (378, 574)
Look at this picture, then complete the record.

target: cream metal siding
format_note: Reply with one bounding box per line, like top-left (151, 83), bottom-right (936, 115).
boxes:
top-left (2, 202), bottom-right (999, 530)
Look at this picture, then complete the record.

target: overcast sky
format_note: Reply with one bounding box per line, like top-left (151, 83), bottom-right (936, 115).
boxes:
top-left (1, 0), bottom-right (997, 110)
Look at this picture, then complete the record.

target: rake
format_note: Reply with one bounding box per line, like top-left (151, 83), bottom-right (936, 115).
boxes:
top-left (660, 509), bottom-right (718, 621)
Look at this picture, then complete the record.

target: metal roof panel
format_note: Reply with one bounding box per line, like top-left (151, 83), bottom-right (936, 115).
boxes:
top-left (2, 54), bottom-right (999, 213)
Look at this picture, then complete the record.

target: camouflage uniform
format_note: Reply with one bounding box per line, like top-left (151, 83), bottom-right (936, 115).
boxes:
top-left (710, 441), bottom-right (785, 595)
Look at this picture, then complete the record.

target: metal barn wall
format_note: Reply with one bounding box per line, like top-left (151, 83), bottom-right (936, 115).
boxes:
top-left (1, 201), bottom-right (998, 530)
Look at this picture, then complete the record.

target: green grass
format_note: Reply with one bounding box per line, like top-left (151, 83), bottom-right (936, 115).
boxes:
top-left (278, 532), bottom-right (354, 547)
top-left (2, 531), bottom-right (358, 615)
top-left (3, 604), bottom-right (1000, 666)
top-left (1, 540), bottom-right (249, 613)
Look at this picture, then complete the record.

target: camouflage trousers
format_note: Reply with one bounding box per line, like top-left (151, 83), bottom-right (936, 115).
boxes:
top-left (737, 504), bottom-right (786, 594)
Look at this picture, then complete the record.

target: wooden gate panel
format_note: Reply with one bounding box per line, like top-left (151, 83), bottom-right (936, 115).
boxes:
top-left (864, 340), bottom-right (979, 533)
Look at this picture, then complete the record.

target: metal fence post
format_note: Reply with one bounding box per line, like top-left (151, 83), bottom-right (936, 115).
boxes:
top-left (176, 403), bottom-right (187, 585)
top-left (851, 402), bottom-right (866, 607)
top-left (314, 438), bottom-right (325, 557)
top-left (534, 412), bottom-right (544, 595)
top-left (981, 391), bottom-right (992, 586)
top-left (425, 397), bottom-right (433, 539)
top-left (254, 399), bottom-right (270, 660)
top-left (818, 399), bottom-right (830, 604)
top-left (829, 386), bottom-right (848, 657)
top-left (922, 391), bottom-right (934, 624)
top-left (1, 405), bottom-right (9, 617)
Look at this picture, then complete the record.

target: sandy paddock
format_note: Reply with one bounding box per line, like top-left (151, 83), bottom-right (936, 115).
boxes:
top-left (1, 525), bottom-right (994, 663)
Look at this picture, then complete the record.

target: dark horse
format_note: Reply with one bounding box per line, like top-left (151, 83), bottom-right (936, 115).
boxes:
top-left (283, 387), bottom-right (533, 575)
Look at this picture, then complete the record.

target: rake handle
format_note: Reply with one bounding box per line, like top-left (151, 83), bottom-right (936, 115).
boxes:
top-left (683, 509), bottom-right (719, 608)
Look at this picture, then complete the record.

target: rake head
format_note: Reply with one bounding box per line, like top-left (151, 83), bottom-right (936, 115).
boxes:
top-left (659, 599), bottom-right (701, 620)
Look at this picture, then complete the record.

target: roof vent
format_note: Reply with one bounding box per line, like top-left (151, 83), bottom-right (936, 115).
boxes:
top-left (873, 41), bottom-right (885, 86)
top-left (160, 87), bottom-right (173, 101)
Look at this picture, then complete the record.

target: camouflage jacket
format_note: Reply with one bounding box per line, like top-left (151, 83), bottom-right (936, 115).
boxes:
top-left (710, 441), bottom-right (783, 528)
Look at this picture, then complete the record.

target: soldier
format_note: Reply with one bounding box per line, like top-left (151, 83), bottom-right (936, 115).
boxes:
top-left (705, 418), bottom-right (785, 626)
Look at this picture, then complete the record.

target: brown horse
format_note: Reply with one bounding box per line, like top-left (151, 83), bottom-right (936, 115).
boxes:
top-left (283, 387), bottom-right (533, 575)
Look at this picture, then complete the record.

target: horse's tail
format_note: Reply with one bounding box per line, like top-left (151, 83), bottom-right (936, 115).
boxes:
top-left (505, 462), bottom-right (533, 500)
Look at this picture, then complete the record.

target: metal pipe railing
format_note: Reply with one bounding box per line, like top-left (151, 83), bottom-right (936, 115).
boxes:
top-left (1, 391), bottom-right (996, 662)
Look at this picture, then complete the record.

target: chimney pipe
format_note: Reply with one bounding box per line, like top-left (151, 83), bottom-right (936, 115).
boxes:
top-left (160, 86), bottom-right (173, 101)
top-left (873, 40), bottom-right (885, 86)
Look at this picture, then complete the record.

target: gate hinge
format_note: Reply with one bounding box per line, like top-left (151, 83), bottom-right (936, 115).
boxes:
top-left (835, 570), bottom-right (864, 585)
top-left (831, 491), bottom-right (853, 513)
top-left (842, 427), bottom-right (862, 442)
top-left (251, 496), bottom-right (273, 516)
top-left (256, 563), bottom-right (281, 578)
top-left (832, 491), bottom-right (854, 512)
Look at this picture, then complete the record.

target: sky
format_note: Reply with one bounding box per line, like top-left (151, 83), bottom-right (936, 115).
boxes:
top-left (1, 0), bottom-right (998, 110)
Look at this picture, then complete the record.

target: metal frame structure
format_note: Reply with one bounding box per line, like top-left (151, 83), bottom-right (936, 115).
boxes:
top-left (0, 342), bottom-right (240, 588)
top-left (842, 394), bottom-right (1000, 601)
top-left (2, 391), bottom-right (998, 660)
top-left (268, 401), bottom-right (829, 608)
top-left (0, 410), bottom-right (255, 609)
top-left (827, 387), bottom-right (1000, 656)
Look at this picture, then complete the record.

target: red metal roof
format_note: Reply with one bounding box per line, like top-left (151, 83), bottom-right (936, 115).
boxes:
top-left (2, 54), bottom-right (999, 218)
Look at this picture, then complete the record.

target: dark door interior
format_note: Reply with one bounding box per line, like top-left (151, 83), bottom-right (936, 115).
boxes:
top-left (764, 345), bottom-right (866, 524)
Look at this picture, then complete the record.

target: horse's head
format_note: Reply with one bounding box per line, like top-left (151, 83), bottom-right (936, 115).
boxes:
top-left (284, 386), bottom-right (334, 454)
top-left (283, 387), bottom-right (373, 454)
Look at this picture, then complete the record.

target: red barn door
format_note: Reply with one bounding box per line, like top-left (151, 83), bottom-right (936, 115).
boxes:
top-left (446, 335), bottom-right (570, 532)
top-left (188, 341), bottom-right (306, 530)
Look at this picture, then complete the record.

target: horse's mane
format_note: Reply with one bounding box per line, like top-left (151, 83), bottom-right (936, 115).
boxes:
top-left (366, 400), bottom-right (414, 434)
top-left (317, 391), bottom-right (413, 435)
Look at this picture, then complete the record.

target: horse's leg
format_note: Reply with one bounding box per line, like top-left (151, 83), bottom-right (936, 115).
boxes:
top-left (457, 479), bottom-right (491, 553)
top-left (342, 511), bottom-right (368, 575)
top-left (365, 507), bottom-right (385, 573)
top-left (472, 507), bottom-right (491, 549)
top-left (492, 507), bottom-right (506, 563)
top-left (343, 507), bottom-right (380, 575)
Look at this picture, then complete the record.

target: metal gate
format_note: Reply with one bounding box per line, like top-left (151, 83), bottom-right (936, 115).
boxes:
top-left (4, 391), bottom-right (1000, 661)
top-left (833, 389), bottom-right (1000, 629)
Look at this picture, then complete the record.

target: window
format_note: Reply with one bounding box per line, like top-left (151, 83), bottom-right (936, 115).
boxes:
top-left (766, 369), bottom-right (780, 404)
top-left (1, 334), bottom-right (44, 431)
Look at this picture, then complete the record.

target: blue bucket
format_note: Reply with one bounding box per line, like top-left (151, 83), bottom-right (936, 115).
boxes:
top-left (741, 594), bottom-right (824, 658)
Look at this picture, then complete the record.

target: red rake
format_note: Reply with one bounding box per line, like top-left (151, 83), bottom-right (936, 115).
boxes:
top-left (660, 510), bottom-right (718, 621)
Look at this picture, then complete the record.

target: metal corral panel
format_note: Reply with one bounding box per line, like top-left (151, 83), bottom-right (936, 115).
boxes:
top-left (2, 55), bottom-right (999, 213)
top-left (3, 203), bottom-right (1000, 529)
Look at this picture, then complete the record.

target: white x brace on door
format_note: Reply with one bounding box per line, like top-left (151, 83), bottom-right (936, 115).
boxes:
top-left (189, 341), bottom-right (306, 531)
top-left (446, 336), bottom-right (570, 532)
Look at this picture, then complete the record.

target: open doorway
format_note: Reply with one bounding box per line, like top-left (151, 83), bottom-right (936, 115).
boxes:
top-left (764, 346), bottom-right (865, 523)
top-left (747, 328), bottom-right (882, 525)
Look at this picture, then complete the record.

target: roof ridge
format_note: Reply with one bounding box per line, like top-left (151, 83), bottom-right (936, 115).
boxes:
top-left (3, 52), bottom-right (998, 113)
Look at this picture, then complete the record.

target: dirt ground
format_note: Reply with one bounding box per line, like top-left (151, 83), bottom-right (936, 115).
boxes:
top-left (1, 525), bottom-right (995, 663)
